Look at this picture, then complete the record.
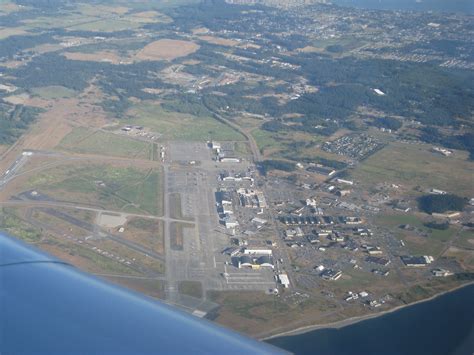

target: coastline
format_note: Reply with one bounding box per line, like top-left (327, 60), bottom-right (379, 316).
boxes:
top-left (261, 281), bottom-right (474, 341)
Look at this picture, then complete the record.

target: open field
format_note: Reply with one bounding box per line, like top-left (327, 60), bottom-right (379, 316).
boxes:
top-left (76, 4), bottom-right (130, 16)
top-left (58, 127), bottom-right (152, 159)
top-left (125, 103), bottom-right (244, 141)
top-left (0, 27), bottom-right (28, 39)
top-left (178, 280), bottom-right (203, 298)
top-left (63, 51), bottom-right (123, 64)
top-left (42, 237), bottom-right (142, 276)
top-left (124, 217), bottom-right (165, 254)
top-left (25, 163), bottom-right (163, 216)
top-left (135, 39), bottom-right (200, 61)
top-left (375, 213), bottom-right (461, 256)
top-left (0, 208), bottom-right (42, 243)
top-left (105, 276), bottom-right (165, 300)
top-left (67, 19), bottom-right (142, 32)
top-left (351, 142), bottom-right (474, 196)
top-left (198, 36), bottom-right (239, 47)
top-left (21, 14), bottom-right (93, 30)
top-left (208, 290), bottom-right (339, 336)
top-left (31, 86), bottom-right (77, 100)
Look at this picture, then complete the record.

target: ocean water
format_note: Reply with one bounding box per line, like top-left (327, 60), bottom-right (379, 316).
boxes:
top-left (331, 0), bottom-right (474, 14)
top-left (267, 283), bottom-right (474, 355)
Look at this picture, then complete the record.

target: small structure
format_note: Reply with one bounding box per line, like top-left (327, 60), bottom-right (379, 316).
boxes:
top-left (320, 269), bottom-right (342, 281)
top-left (278, 274), bottom-right (290, 288)
top-left (432, 268), bottom-right (453, 277)
top-left (243, 248), bottom-right (272, 256)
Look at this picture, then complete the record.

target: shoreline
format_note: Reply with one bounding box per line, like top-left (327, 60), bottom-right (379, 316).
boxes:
top-left (261, 281), bottom-right (474, 341)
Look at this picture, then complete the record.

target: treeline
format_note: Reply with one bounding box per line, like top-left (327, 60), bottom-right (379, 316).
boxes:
top-left (417, 194), bottom-right (467, 214)
top-left (9, 53), bottom-right (174, 117)
top-left (419, 127), bottom-right (474, 160)
top-left (371, 117), bottom-right (402, 131)
top-left (258, 160), bottom-right (296, 175)
top-left (0, 104), bottom-right (42, 144)
top-left (0, 33), bottom-right (57, 59)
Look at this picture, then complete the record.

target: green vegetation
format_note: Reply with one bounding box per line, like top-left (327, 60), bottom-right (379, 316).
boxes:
top-left (350, 143), bottom-right (474, 195)
top-left (0, 208), bottom-right (42, 243)
top-left (375, 213), bottom-right (459, 256)
top-left (27, 164), bottom-right (163, 215)
top-left (67, 19), bottom-right (142, 32)
top-left (418, 194), bottom-right (467, 214)
top-left (371, 117), bottom-right (402, 131)
top-left (259, 160), bottom-right (296, 175)
top-left (125, 102), bottom-right (244, 141)
top-left (424, 221), bottom-right (450, 230)
top-left (58, 127), bottom-right (152, 159)
top-left (0, 104), bottom-right (42, 144)
top-left (178, 281), bottom-right (203, 298)
top-left (56, 239), bottom-right (140, 275)
top-left (31, 86), bottom-right (76, 99)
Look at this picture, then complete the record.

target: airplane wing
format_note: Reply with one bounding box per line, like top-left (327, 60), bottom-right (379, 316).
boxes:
top-left (0, 232), bottom-right (286, 354)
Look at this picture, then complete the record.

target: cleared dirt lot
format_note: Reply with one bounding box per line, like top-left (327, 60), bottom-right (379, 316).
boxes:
top-left (135, 39), bottom-right (200, 61)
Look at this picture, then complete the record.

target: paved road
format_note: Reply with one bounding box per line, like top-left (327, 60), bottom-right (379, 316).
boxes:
top-left (212, 112), bottom-right (262, 162)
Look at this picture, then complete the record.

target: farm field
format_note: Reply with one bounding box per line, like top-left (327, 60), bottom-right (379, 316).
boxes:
top-left (135, 39), bottom-right (200, 61)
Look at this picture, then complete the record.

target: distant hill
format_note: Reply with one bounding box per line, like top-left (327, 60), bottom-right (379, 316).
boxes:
top-left (225, 0), bottom-right (329, 8)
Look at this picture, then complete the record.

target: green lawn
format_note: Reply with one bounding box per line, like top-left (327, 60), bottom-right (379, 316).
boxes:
top-left (58, 127), bottom-right (152, 159)
top-left (125, 103), bottom-right (244, 141)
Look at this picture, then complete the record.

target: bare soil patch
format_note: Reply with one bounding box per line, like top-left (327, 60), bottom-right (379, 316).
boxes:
top-left (198, 35), bottom-right (239, 47)
top-left (135, 39), bottom-right (199, 61)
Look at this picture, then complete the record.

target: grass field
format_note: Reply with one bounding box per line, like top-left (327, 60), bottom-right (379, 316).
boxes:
top-left (178, 281), bottom-right (203, 298)
top-left (58, 127), bottom-right (152, 159)
top-left (375, 213), bottom-right (460, 256)
top-left (125, 217), bottom-right (164, 253)
top-left (125, 103), bottom-right (244, 141)
top-left (31, 86), bottom-right (77, 99)
top-left (0, 208), bottom-right (42, 243)
top-left (27, 163), bottom-right (163, 215)
top-left (21, 14), bottom-right (92, 30)
top-left (351, 142), bottom-right (474, 196)
top-left (67, 19), bottom-right (142, 32)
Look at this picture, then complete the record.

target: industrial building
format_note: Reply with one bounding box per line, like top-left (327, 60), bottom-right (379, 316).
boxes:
top-left (238, 255), bottom-right (274, 269)
top-left (401, 255), bottom-right (434, 267)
